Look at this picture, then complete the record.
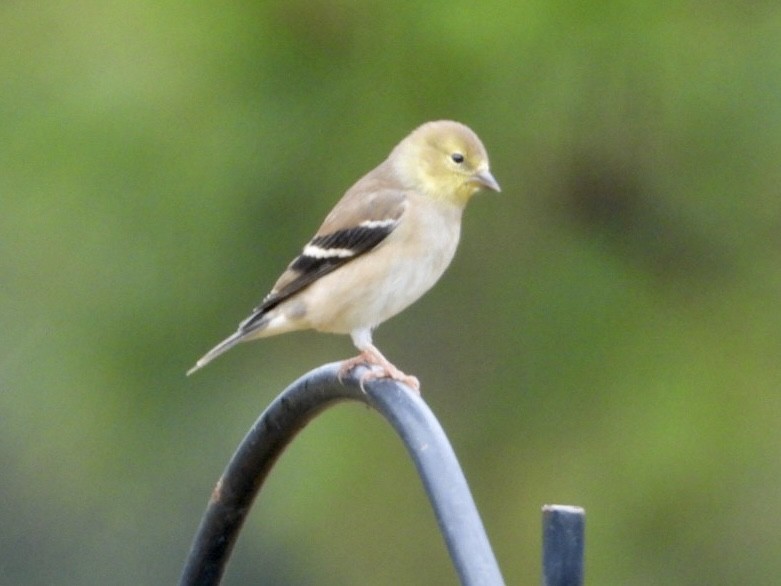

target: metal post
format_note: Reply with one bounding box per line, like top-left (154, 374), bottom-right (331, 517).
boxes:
top-left (541, 504), bottom-right (585, 586)
top-left (179, 362), bottom-right (505, 586)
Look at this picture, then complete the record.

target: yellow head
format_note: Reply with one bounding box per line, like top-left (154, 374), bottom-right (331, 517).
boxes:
top-left (391, 120), bottom-right (500, 206)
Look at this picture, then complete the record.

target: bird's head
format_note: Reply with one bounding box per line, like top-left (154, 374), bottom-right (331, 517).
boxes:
top-left (392, 120), bottom-right (500, 206)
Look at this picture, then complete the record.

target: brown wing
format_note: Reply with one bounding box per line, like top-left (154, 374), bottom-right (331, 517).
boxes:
top-left (238, 186), bottom-right (408, 333)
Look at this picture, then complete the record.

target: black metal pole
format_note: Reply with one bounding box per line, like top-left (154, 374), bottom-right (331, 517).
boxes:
top-left (541, 504), bottom-right (585, 586)
top-left (179, 362), bottom-right (504, 586)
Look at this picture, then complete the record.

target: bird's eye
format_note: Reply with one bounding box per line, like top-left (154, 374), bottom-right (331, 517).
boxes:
top-left (450, 153), bottom-right (465, 164)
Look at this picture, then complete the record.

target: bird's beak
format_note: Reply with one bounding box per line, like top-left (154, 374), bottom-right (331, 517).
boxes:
top-left (471, 169), bottom-right (501, 192)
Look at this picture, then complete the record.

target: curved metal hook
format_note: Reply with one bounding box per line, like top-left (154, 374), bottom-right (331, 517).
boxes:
top-left (179, 362), bottom-right (504, 586)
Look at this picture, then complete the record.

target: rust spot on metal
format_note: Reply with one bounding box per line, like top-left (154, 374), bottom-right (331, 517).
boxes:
top-left (210, 478), bottom-right (224, 503)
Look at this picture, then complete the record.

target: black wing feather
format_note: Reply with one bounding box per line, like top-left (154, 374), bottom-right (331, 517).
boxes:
top-left (239, 221), bottom-right (397, 332)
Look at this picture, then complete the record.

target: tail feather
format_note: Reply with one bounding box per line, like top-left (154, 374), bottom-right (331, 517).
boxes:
top-left (187, 309), bottom-right (277, 376)
top-left (186, 331), bottom-right (244, 376)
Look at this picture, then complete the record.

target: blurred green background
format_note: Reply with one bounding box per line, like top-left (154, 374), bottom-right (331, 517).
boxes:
top-left (2, 1), bottom-right (781, 584)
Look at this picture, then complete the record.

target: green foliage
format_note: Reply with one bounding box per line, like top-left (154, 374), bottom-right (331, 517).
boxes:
top-left (2, 2), bottom-right (780, 584)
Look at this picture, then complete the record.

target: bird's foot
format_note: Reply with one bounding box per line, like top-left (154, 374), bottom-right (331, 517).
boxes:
top-left (338, 350), bottom-right (420, 394)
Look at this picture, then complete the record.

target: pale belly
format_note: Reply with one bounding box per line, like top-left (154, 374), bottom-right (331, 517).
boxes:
top-left (299, 200), bottom-right (462, 334)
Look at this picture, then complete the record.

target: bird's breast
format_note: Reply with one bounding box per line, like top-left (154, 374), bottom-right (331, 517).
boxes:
top-left (301, 197), bottom-right (463, 334)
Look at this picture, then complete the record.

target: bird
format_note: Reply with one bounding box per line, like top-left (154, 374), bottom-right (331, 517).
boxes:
top-left (187, 120), bottom-right (500, 391)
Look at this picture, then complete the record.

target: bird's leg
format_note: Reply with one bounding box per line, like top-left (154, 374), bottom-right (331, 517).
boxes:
top-left (339, 343), bottom-right (420, 393)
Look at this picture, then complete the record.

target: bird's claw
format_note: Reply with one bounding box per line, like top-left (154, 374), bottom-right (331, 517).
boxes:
top-left (338, 354), bottom-right (421, 394)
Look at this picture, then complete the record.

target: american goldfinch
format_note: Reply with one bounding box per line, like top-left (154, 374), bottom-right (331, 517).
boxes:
top-left (187, 120), bottom-right (500, 391)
